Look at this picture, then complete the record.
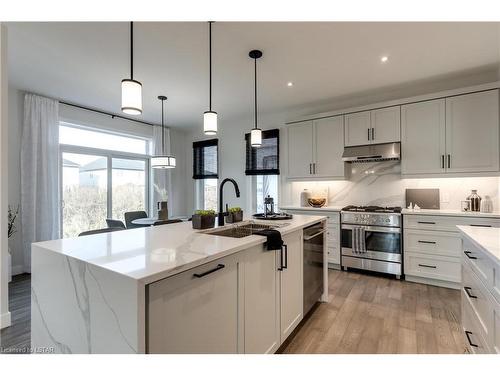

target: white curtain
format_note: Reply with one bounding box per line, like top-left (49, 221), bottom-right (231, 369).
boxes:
top-left (20, 93), bottom-right (60, 273)
top-left (152, 125), bottom-right (173, 215)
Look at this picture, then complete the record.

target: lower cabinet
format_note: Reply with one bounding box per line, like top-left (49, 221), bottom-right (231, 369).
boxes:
top-left (147, 253), bottom-right (243, 354)
top-left (403, 214), bottom-right (500, 288)
top-left (147, 229), bottom-right (306, 354)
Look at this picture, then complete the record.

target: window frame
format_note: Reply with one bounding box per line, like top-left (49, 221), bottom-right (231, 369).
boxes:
top-left (59, 123), bottom-right (152, 237)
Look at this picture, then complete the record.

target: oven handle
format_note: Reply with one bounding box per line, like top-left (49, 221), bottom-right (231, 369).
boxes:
top-left (303, 229), bottom-right (326, 241)
top-left (342, 224), bottom-right (401, 233)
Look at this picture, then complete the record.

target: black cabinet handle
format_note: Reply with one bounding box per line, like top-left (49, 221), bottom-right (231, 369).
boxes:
top-left (283, 244), bottom-right (288, 269)
top-left (418, 240), bottom-right (436, 244)
top-left (447, 154), bottom-right (451, 168)
top-left (278, 245), bottom-right (284, 271)
top-left (418, 263), bottom-right (437, 269)
top-left (371, 127), bottom-right (375, 140)
top-left (367, 128), bottom-right (370, 141)
top-left (470, 224), bottom-right (492, 228)
top-left (441, 155), bottom-right (445, 169)
top-left (193, 264), bottom-right (225, 278)
top-left (418, 221), bottom-right (436, 225)
top-left (464, 286), bottom-right (477, 299)
top-left (465, 331), bottom-right (478, 348)
top-left (464, 250), bottom-right (477, 260)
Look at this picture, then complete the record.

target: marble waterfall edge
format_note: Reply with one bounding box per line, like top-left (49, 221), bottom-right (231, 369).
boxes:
top-left (31, 246), bottom-right (143, 354)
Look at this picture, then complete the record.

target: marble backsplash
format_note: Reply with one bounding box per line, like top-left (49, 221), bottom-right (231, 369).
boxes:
top-left (284, 161), bottom-right (500, 211)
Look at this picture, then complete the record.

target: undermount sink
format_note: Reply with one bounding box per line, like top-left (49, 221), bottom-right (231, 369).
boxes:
top-left (205, 221), bottom-right (288, 238)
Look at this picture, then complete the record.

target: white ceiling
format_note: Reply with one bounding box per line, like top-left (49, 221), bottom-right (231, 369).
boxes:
top-left (7, 22), bottom-right (500, 129)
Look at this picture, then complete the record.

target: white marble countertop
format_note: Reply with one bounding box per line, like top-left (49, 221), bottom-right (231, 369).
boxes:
top-left (457, 225), bottom-right (500, 265)
top-left (402, 208), bottom-right (500, 218)
top-left (32, 214), bottom-right (326, 284)
top-left (280, 205), bottom-right (343, 212)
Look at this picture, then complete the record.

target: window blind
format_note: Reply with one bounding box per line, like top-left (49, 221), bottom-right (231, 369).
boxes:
top-left (245, 129), bottom-right (280, 175)
top-left (193, 139), bottom-right (218, 179)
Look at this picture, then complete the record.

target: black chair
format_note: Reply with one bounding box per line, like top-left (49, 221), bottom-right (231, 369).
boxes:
top-left (153, 219), bottom-right (183, 226)
top-left (78, 227), bottom-right (124, 237)
top-left (124, 211), bottom-right (148, 229)
top-left (106, 218), bottom-right (126, 229)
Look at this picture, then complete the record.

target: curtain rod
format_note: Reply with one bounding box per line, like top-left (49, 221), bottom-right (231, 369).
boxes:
top-left (59, 101), bottom-right (160, 128)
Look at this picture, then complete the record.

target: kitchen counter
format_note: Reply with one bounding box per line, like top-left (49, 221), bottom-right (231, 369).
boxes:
top-left (280, 205), bottom-right (343, 212)
top-left (402, 208), bottom-right (500, 218)
top-left (31, 214), bottom-right (327, 354)
top-left (457, 225), bottom-right (500, 264)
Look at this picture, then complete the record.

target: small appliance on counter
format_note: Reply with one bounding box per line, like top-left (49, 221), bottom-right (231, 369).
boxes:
top-left (253, 195), bottom-right (293, 220)
top-left (300, 189), bottom-right (311, 207)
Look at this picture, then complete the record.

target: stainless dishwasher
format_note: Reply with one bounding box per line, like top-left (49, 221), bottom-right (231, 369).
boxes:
top-left (303, 222), bottom-right (325, 315)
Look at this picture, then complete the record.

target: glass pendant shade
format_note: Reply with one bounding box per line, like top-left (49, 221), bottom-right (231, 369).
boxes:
top-left (151, 155), bottom-right (176, 169)
top-left (121, 79), bottom-right (142, 115)
top-left (251, 128), bottom-right (262, 147)
top-left (204, 111), bottom-right (218, 135)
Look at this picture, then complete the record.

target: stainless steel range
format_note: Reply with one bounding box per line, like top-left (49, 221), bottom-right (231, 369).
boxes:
top-left (341, 205), bottom-right (402, 277)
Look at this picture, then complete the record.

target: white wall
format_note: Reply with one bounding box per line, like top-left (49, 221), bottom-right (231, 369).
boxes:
top-left (6, 88), bottom-right (190, 275)
top-left (1, 24), bottom-right (11, 329)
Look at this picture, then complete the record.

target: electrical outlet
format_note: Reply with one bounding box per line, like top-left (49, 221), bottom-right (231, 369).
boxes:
top-left (441, 192), bottom-right (450, 203)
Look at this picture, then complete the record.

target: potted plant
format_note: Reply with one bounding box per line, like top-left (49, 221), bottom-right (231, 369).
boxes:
top-left (7, 205), bottom-right (19, 283)
top-left (192, 210), bottom-right (216, 229)
top-left (226, 207), bottom-right (243, 223)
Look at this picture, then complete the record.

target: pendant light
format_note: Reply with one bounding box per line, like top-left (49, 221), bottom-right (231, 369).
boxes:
top-left (203, 21), bottom-right (218, 135)
top-left (151, 96), bottom-right (176, 169)
top-left (121, 22), bottom-right (143, 115)
top-left (249, 50), bottom-right (263, 147)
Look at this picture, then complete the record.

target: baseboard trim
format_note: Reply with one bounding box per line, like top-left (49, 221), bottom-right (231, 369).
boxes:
top-left (11, 265), bottom-right (24, 276)
top-left (405, 275), bottom-right (460, 290)
top-left (1, 311), bottom-right (12, 329)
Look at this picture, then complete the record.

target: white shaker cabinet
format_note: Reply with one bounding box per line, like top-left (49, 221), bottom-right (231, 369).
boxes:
top-left (344, 111), bottom-right (371, 146)
top-left (314, 116), bottom-right (345, 178)
top-left (401, 99), bottom-right (446, 174)
top-left (147, 253), bottom-right (242, 354)
top-left (279, 230), bottom-right (304, 341)
top-left (445, 90), bottom-right (500, 173)
top-left (287, 121), bottom-right (314, 178)
top-left (286, 117), bottom-right (345, 179)
top-left (243, 244), bottom-right (280, 354)
top-left (344, 106), bottom-right (400, 146)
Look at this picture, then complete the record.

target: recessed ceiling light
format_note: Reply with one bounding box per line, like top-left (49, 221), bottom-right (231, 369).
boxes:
top-left (287, 82), bottom-right (293, 87)
top-left (381, 56), bottom-right (389, 63)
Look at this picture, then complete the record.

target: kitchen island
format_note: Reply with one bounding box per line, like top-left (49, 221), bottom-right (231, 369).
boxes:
top-left (31, 215), bottom-right (327, 354)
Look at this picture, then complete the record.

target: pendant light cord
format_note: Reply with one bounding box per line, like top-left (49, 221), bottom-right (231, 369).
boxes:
top-left (130, 22), bottom-right (134, 80)
top-left (161, 99), bottom-right (165, 154)
top-left (208, 21), bottom-right (213, 111)
top-left (254, 57), bottom-right (258, 129)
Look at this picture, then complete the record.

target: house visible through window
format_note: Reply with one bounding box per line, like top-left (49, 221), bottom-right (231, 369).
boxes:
top-left (60, 122), bottom-right (150, 237)
top-left (245, 129), bottom-right (280, 213)
top-left (193, 139), bottom-right (218, 211)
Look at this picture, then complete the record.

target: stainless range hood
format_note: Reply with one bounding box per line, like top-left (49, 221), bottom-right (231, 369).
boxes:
top-left (342, 142), bottom-right (401, 163)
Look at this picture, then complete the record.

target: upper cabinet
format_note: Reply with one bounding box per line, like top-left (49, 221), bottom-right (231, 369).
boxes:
top-left (445, 90), bottom-right (499, 173)
top-left (401, 99), bottom-right (446, 175)
top-left (287, 116), bottom-right (346, 179)
top-left (344, 106), bottom-right (401, 146)
top-left (401, 90), bottom-right (500, 175)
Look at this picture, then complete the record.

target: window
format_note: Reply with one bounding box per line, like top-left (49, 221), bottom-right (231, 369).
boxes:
top-left (245, 129), bottom-right (280, 213)
top-left (60, 123), bottom-right (150, 237)
top-left (193, 139), bottom-right (218, 210)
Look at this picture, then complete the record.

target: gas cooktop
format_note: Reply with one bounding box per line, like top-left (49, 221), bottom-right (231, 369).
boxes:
top-left (342, 205), bottom-right (402, 213)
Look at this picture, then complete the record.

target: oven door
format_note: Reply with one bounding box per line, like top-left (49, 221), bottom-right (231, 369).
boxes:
top-left (341, 224), bottom-right (401, 263)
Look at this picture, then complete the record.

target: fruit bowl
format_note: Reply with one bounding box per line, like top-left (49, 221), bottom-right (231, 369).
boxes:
top-left (307, 198), bottom-right (326, 208)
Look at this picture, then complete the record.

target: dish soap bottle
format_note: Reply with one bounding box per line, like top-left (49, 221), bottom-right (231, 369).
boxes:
top-left (300, 189), bottom-right (311, 207)
top-left (467, 190), bottom-right (482, 212)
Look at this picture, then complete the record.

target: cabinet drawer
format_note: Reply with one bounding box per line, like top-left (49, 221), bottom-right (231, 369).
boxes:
top-left (327, 247), bottom-right (340, 264)
top-left (462, 237), bottom-right (495, 290)
top-left (462, 262), bottom-right (493, 339)
top-left (404, 229), bottom-right (461, 257)
top-left (326, 213), bottom-right (340, 225)
top-left (462, 292), bottom-right (491, 354)
top-left (404, 214), bottom-right (500, 232)
top-left (493, 262), bottom-right (500, 305)
top-left (494, 302), bottom-right (500, 354)
top-left (405, 252), bottom-right (461, 282)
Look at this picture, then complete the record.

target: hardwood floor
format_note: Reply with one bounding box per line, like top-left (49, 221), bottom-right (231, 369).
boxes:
top-left (1, 270), bottom-right (467, 354)
top-left (0, 274), bottom-right (31, 354)
top-left (281, 269), bottom-right (468, 354)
